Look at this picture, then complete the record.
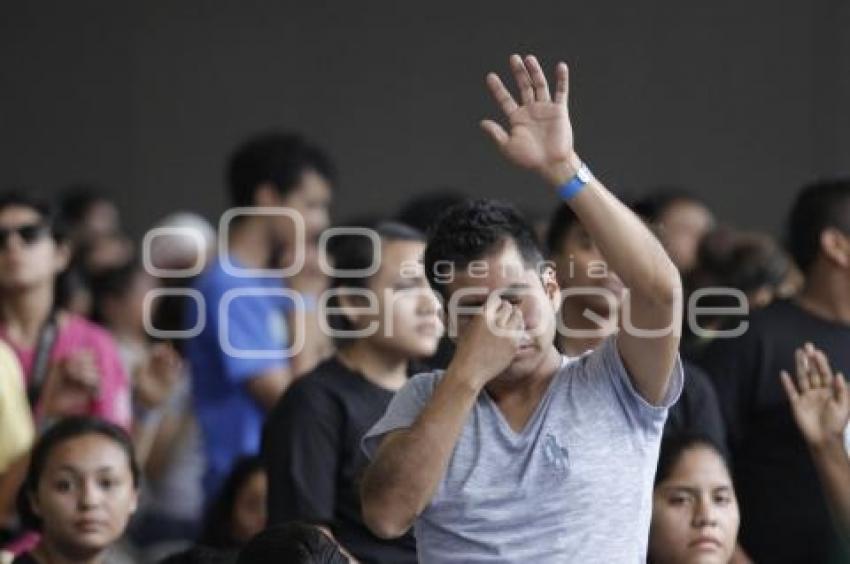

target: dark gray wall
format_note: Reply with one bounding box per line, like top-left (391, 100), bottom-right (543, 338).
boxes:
top-left (2, 1), bottom-right (848, 238)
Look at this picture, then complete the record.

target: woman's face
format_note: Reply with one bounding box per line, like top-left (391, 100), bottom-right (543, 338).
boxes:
top-left (0, 206), bottom-right (68, 291)
top-left (362, 240), bottom-right (442, 359)
top-left (230, 469), bottom-right (267, 544)
top-left (31, 433), bottom-right (138, 558)
top-left (657, 200), bottom-right (714, 274)
top-left (649, 446), bottom-right (740, 564)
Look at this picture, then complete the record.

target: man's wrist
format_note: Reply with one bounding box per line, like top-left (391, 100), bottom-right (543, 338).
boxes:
top-left (809, 432), bottom-right (846, 457)
top-left (444, 358), bottom-right (488, 394)
top-left (541, 152), bottom-right (583, 187)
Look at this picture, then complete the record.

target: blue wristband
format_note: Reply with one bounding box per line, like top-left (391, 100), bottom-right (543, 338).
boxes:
top-left (556, 162), bottom-right (591, 200)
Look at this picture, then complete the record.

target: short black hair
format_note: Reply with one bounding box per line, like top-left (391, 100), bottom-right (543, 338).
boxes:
top-left (227, 131), bottom-right (335, 208)
top-left (326, 220), bottom-right (424, 347)
top-left (237, 523), bottom-right (348, 564)
top-left (544, 204), bottom-right (579, 257)
top-left (786, 178), bottom-right (850, 273)
top-left (0, 190), bottom-right (67, 242)
top-left (693, 228), bottom-right (790, 293)
top-left (200, 456), bottom-right (265, 549)
top-left (396, 190), bottom-right (468, 234)
top-left (631, 188), bottom-right (708, 224)
top-left (58, 184), bottom-right (111, 227)
top-left (654, 431), bottom-right (730, 487)
top-left (17, 416), bottom-right (140, 531)
top-left (88, 260), bottom-right (144, 324)
top-left (423, 199), bottom-right (544, 300)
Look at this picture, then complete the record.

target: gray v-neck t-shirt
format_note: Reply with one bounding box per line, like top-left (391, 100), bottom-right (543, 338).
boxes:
top-left (363, 335), bottom-right (684, 563)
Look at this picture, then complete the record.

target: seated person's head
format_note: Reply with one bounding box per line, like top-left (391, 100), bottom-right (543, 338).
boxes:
top-left (89, 260), bottom-right (157, 333)
top-left (545, 204), bottom-right (623, 320)
top-left (0, 191), bottom-right (70, 295)
top-left (327, 221), bottom-right (441, 360)
top-left (201, 456), bottom-right (267, 549)
top-left (786, 178), bottom-right (850, 279)
top-left (648, 433), bottom-right (739, 564)
top-left (58, 185), bottom-right (120, 245)
top-left (423, 199), bottom-right (560, 380)
top-left (633, 190), bottom-right (715, 275)
top-left (690, 227), bottom-right (792, 311)
top-left (395, 190), bottom-right (467, 234)
top-left (236, 523), bottom-right (348, 564)
top-left (227, 131), bottom-right (335, 247)
top-left (17, 416), bottom-right (140, 561)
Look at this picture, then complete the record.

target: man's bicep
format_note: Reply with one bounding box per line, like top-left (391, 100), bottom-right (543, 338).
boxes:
top-left (362, 429), bottom-right (413, 495)
top-left (617, 295), bottom-right (681, 405)
top-left (372, 428), bottom-right (412, 461)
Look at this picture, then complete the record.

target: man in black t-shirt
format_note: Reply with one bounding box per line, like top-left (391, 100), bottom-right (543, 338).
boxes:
top-left (699, 178), bottom-right (850, 563)
top-left (263, 356), bottom-right (419, 563)
top-left (262, 222), bottom-right (440, 563)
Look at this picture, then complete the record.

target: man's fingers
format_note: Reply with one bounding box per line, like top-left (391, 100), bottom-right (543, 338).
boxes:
top-left (795, 348), bottom-right (811, 393)
top-left (780, 370), bottom-right (800, 404)
top-left (811, 347), bottom-right (834, 389)
top-left (803, 343), bottom-right (824, 389)
top-left (507, 307), bottom-right (524, 330)
top-left (486, 72), bottom-right (519, 116)
top-left (524, 54), bottom-right (551, 102)
top-left (495, 300), bottom-right (513, 323)
top-left (554, 61), bottom-right (569, 105)
top-left (480, 120), bottom-right (509, 147)
top-left (483, 291), bottom-right (505, 318)
top-left (835, 372), bottom-right (848, 405)
top-left (509, 53), bottom-right (535, 105)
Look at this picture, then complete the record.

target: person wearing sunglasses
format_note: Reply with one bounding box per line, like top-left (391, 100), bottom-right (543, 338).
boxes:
top-left (0, 191), bottom-right (131, 530)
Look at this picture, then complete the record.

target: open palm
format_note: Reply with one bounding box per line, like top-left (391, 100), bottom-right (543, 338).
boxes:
top-left (481, 54), bottom-right (576, 183)
top-left (781, 343), bottom-right (850, 447)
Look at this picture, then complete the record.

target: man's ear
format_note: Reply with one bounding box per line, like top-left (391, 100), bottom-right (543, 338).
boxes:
top-left (337, 290), bottom-right (369, 328)
top-left (253, 183), bottom-right (281, 208)
top-left (820, 228), bottom-right (850, 269)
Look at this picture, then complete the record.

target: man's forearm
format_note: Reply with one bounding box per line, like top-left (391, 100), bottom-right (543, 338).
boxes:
top-left (545, 156), bottom-right (682, 404)
top-left (362, 368), bottom-right (481, 538)
top-left (810, 437), bottom-right (850, 540)
top-left (547, 156), bottom-right (680, 303)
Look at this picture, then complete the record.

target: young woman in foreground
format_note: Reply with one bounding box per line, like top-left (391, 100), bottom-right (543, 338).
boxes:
top-left (649, 433), bottom-right (740, 564)
top-left (14, 417), bottom-right (139, 564)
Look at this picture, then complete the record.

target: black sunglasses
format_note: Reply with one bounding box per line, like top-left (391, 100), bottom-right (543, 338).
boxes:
top-left (0, 223), bottom-right (50, 249)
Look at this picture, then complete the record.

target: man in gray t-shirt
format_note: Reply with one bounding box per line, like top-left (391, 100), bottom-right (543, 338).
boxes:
top-left (360, 53), bottom-right (684, 563)
top-left (364, 337), bottom-right (683, 562)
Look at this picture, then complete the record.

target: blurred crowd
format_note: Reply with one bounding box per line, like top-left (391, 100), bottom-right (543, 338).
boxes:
top-left (0, 129), bottom-right (847, 564)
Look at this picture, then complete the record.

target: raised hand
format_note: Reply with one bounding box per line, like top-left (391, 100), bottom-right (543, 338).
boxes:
top-left (39, 351), bottom-right (101, 418)
top-left (134, 342), bottom-right (183, 409)
top-left (481, 54), bottom-right (579, 185)
top-left (780, 343), bottom-right (850, 449)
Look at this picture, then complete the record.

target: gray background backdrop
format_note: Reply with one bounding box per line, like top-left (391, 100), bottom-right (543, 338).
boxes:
top-left (2, 0), bottom-right (848, 238)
